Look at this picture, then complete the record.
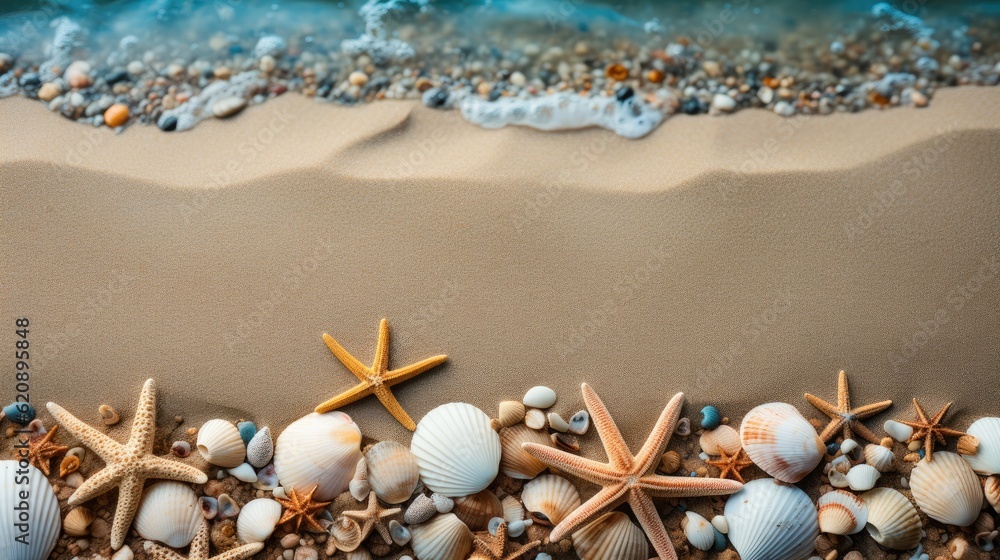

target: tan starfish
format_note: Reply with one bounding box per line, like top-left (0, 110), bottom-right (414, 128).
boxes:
top-left (46, 378), bottom-right (208, 550)
top-left (17, 424), bottom-right (68, 476)
top-left (471, 520), bottom-right (540, 560)
top-left (805, 370), bottom-right (893, 443)
top-left (705, 448), bottom-right (754, 484)
top-left (900, 398), bottom-right (967, 461)
top-left (314, 318), bottom-right (447, 430)
top-left (522, 383), bottom-right (742, 560)
top-left (277, 486), bottom-right (331, 533)
top-left (340, 491), bottom-right (401, 544)
top-left (144, 518), bottom-right (263, 560)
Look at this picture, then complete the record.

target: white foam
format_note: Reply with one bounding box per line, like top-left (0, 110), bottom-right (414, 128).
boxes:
top-left (40, 17), bottom-right (82, 82)
top-left (254, 35), bottom-right (287, 58)
top-left (0, 72), bottom-right (17, 98)
top-left (341, 0), bottom-right (428, 62)
top-left (872, 3), bottom-right (933, 39)
top-left (157, 71), bottom-right (265, 131)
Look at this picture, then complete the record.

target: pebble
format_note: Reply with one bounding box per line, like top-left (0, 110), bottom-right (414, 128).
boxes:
top-left (158, 115), bottom-right (178, 131)
top-left (259, 55), bottom-right (276, 74)
top-left (523, 386), bottom-right (556, 408)
top-left (884, 420), bottom-right (914, 442)
top-left (349, 71), bottom-right (369, 87)
top-left (105, 70), bottom-right (129, 85)
top-left (126, 60), bottom-right (144, 76)
top-left (103, 104), bottom-right (129, 127)
top-left (212, 96), bottom-right (247, 118)
top-left (0, 52), bottom-right (12, 73)
top-left (280, 533), bottom-right (300, 549)
top-left (64, 60), bottom-right (93, 88)
top-left (912, 90), bottom-right (928, 107)
top-left (254, 35), bottom-right (287, 58)
top-left (547, 413), bottom-right (569, 433)
top-left (111, 545), bottom-right (134, 560)
top-left (37, 82), bottom-right (62, 102)
top-left (293, 546), bottom-right (318, 560)
top-left (509, 71), bottom-right (526, 86)
top-left (757, 86), bottom-right (774, 104)
top-left (773, 100), bottom-right (796, 116)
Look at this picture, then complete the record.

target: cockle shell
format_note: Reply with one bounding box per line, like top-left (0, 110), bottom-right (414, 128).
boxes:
top-left (724, 478), bottom-right (819, 560)
top-left (133, 481), bottom-right (202, 548)
top-left (740, 403), bottom-right (825, 483)
top-left (699, 424), bottom-right (741, 456)
top-left (410, 403), bottom-right (501, 497)
top-left (273, 411), bottom-right (363, 501)
top-left (246, 426), bottom-right (274, 469)
top-left (196, 419), bottom-right (246, 468)
top-left (63, 507), bottom-right (95, 537)
top-left (683, 511), bottom-right (715, 551)
top-left (366, 441), bottom-right (420, 504)
top-left (236, 498), bottom-right (282, 543)
top-left (961, 417), bottom-right (1000, 475)
top-left (909, 451), bottom-right (982, 527)
top-left (1, 461), bottom-right (61, 560)
top-left (497, 401), bottom-right (525, 427)
top-left (572, 511), bottom-right (648, 560)
top-left (860, 488), bottom-right (921, 550)
top-left (521, 474), bottom-right (581, 527)
top-left (846, 464), bottom-right (881, 492)
top-left (864, 443), bottom-right (895, 472)
top-left (499, 424), bottom-right (553, 479)
top-left (817, 490), bottom-right (868, 535)
top-left (409, 513), bottom-right (473, 560)
top-left (451, 489), bottom-right (502, 531)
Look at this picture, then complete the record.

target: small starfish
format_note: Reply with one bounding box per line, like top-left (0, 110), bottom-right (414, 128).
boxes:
top-left (276, 486), bottom-right (332, 533)
top-left (314, 318), bottom-right (447, 430)
top-left (471, 520), bottom-right (540, 560)
top-left (144, 518), bottom-right (263, 560)
top-left (522, 383), bottom-right (742, 560)
top-left (805, 370), bottom-right (892, 443)
top-left (340, 491), bottom-right (401, 544)
top-left (47, 379), bottom-right (208, 550)
top-left (705, 448), bottom-right (754, 484)
top-left (900, 398), bottom-right (967, 461)
top-left (18, 424), bottom-right (68, 476)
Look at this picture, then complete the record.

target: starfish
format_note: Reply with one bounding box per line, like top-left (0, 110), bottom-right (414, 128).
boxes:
top-left (340, 491), bottom-right (401, 544)
top-left (899, 398), bottom-right (967, 461)
top-left (46, 378), bottom-right (208, 550)
top-left (705, 448), bottom-right (754, 484)
top-left (522, 383), bottom-right (743, 560)
top-left (471, 520), bottom-right (540, 560)
top-left (276, 486), bottom-right (331, 533)
top-left (805, 370), bottom-right (893, 443)
top-left (144, 518), bottom-right (263, 560)
top-left (16, 424), bottom-right (68, 476)
top-left (314, 318), bottom-right (447, 430)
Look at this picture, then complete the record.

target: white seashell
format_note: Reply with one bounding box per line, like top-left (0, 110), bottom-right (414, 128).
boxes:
top-left (740, 403), bottom-right (825, 483)
top-left (133, 481), bottom-right (203, 548)
top-left (0, 461), bottom-right (61, 560)
top-left (432, 493), bottom-right (454, 513)
top-left (711, 515), bottom-right (728, 534)
top-left (273, 411), bottom-right (363, 501)
top-left (840, 438), bottom-right (858, 454)
top-left (817, 490), bottom-right (868, 535)
top-left (500, 495), bottom-right (523, 523)
top-left (909, 451), bottom-right (982, 527)
top-left (860, 488), bottom-right (921, 550)
top-left (199, 496), bottom-right (218, 520)
top-left (524, 409), bottom-right (546, 430)
top-left (883, 420), bottom-right (913, 443)
top-left (568, 410), bottom-right (590, 435)
top-left (196, 419), bottom-right (246, 468)
top-left (497, 401), bottom-right (525, 427)
top-left (389, 519), bottom-right (411, 546)
top-left (253, 463), bottom-right (278, 491)
top-left (246, 426), bottom-right (274, 469)
top-left (236, 499), bottom-right (282, 543)
top-left (699, 424), bottom-right (741, 456)
top-left (846, 464), bottom-right (880, 491)
top-left (499, 424), bottom-right (553, 479)
top-left (986, 475), bottom-right (1000, 514)
top-left (521, 474), bottom-right (581, 527)
top-left (724, 478), bottom-right (819, 560)
top-left (572, 511), bottom-right (648, 560)
top-left (523, 386), bottom-right (556, 408)
top-left (409, 513), bottom-right (473, 560)
top-left (410, 403), bottom-right (501, 497)
top-left (452, 489), bottom-right (502, 531)
top-left (111, 546), bottom-right (134, 560)
top-left (547, 413), bottom-right (569, 432)
top-left (961, 417), bottom-right (1000, 475)
top-left (828, 467), bottom-right (849, 489)
top-left (228, 463), bottom-right (258, 483)
top-left (366, 441), bottom-right (420, 504)
top-left (683, 511), bottom-right (715, 551)
top-left (830, 454), bottom-right (851, 475)
top-left (864, 443), bottom-right (895, 472)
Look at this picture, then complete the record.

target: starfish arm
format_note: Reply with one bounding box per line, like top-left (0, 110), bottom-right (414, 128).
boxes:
top-left (323, 333), bottom-right (372, 382)
top-left (521, 443), bottom-right (621, 484)
top-left (506, 540), bottom-right (541, 560)
top-left (372, 520), bottom-right (393, 544)
top-left (930, 402), bottom-right (953, 424)
top-left (374, 319), bottom-right (390, 373)
top-left (143, 455), bottom-right (209, 484)
top-left (372, 385), bottom-right (417, 430)
top-left (849, 421), bottom-right (882, 444)
top-left (127, 379), bottom-right (159, 454)
top-left (68, 464), bottom-right (122, 505)
top-left (912, 399), bottom-right (930, 423)
top-left (817, 419), bottom-right (845, 442)
top-left (628, 491), bottom-right (678, 560)
top-left (851, 400), bottom-right (894, 419)
top-left (936, 427), bottom-right (968, 438)
top-left (110, 474), bottom-right (146, 549)
top-left (837, 370), bottom-right (851, 410)
top-left (142, 541), bottom-right (186, 560)
top-left (213, 542), bottom-right (266, 560)
top-left (581, 383), bottom-right (634, 471)
top-left (550, 483), bottom-right (630, 542)
top-left (387, 354), bottom-right (448, 384)
top-left (803, 394), bottom-right (838, 417)
top-left (46, 402), bottom-right (121, 462)
top-left (314, 381), bottom-right (375, 414)
top-left (633, 392), bottom-right (684, 475)
top-left (638, 473), bottom-right (743, 498)
top-left (188, 520), bottom-right (211, 559)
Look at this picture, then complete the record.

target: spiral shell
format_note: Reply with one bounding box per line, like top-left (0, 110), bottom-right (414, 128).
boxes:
top-left (133, 481), bottom-right (203, 548)
top-left (273, 411), bottom-right (363, 501)
top-left (700, 424), bottom-right (741, 456)
top-left (740, 403), bottom-right (825, 483)
top-left (499, 424), bottom-right (553, 479)
top-left (860, 488), bottom-right (921, 550)
top-left (521, 474), bottom-right (581, 527)
top-left (451, 489), bottom-right (502, 531)
top-left (236, 498), bottom-right (282, 544)
top-left (1, 461), bottom-right (61, 560)
top-left (683, 511), bottom-right (715, 551)
top-left (863, 443), bottom-right (895, 472)
top-left (196, 419), bottom-right (246, 468)
top-left (410, 403), bottom-right (501, 497)
top-left (366, 441), bottom-right (420, 504)
top-left (572, 511), bottom-right (648, 560)
top-left (331, 516), bottom-right (363, 552)
top-left (909, 451), bottom-right (982, 527)
top-left (410, 513), bottom-right (473, 560)
top-left (817, 490), bottom-right (867, 535)
top-left (724, 478), bottom-right (819, 560)
top-left (961, 417), bottom-right (1000, 475)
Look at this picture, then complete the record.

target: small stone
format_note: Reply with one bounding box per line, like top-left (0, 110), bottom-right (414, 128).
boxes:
top-left (112, 545), bottom-right (134, 560)
top-left (213, 66), bottom-right (231, 80)
top-left (65, 472), bottom-right (84, 488)
top-left (105, 70), bottom-right (129, 85)
top-left (103, 104), bottom-right (129, 127)
top-left (547, 413), bottom-right (569, 433)
top-left (0, 53), bottom-right (12, 73)
top-left (523, 386), bottom-right (556, 408)
top-left (431, 492), bottom-right (453, 513)
top-left (509, 71), bottom-right (526, 86)
top-left (254, 35), bottom-right (287, 58)
top-left (280, 533), bottom-right (300, 549)
top-left (711, 94), bottom-right (736, 113)
top-left (912, 90), bottom-right (928, 107)
top-left (126, 61), bottom-right (144, 76)
top-left (2, 403), bottom-right (35, 424)
top-left (158, 115), bottom-right (178, 132)
top-left (212, 96), bottom-right (247, 118)
top-left (259, 55), bottom-right (276, 74)
top-left (65, 61), bottom-right (93, 88)
top-left (884, 420), bottom-right (913, 442)
top-left (349, 71), bottom-right (369, 87)
top-left (293, 546), bottom-right (318, 560)
top-left (37, 82), bottom-right (62, 102)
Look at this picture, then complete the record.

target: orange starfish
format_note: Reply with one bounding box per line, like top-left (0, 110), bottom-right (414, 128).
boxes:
top-left (471, 520), bottom-right (540, 560)
top-left (522, 383), bottom-right (742, 560)
top-left (805, 370), bottom-right (893, 443)
top-left (18, 424), bottom-right (68, 476)
top-left (705, 448), bottom-right (754, 484)
top-left (340, 492), bottom-right (401, 544)
top-left (899, 398), bottom-right (966, 461)
top-left (276, 486), bottom-right (332, 533)
top-left (315, 318), bottom-right (447, 431)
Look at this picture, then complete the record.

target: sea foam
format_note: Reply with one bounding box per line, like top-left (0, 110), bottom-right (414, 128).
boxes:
top-left (157, 71), bottom-right (265, 131)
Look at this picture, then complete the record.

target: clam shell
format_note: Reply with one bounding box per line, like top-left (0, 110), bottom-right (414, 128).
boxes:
top-left (986, 475), bottom-right (1000, 514)
top-left (699, 425), bottom-right (741, 456)
top-left (572, 511), bottom-right (648, 560)
top-left (196, 419), bottom-right (246, 468)
top-left (1, 461), bottom-right (60, 560)
top-left (683, 511), bottom-right (715, 551)
top-left (273, 411), bottom-right (363, 501)
top-left (236, 499), bottom-right (282, 543)
top-left (63, 507), bottom-right (95, 537)
top-left (499, 424), bottom-right (553, 479)
top-left (524, 409), bottom-right (546, 430)
top-left (909, 451), bottom-right (982, 527)
top-left (740, 403), bottom-right (825, 483)
top-left (961, 417), bottom-right (1000, 475)
top-left (246, 426), bottom-right (274, 469)
top-left (724, 478), bottom-right (819, 560)
top-left (521, 474), bottom-right (581, 527)
top-left (860, 488), bottom-right (921, 550)
top-left (845, 464), bottom-right (880, 492)
top-left (133, 481), bottom-right (202, 548)
top-left (410, 513), bottom-right (473, 560)
top-left (497, 401), bottom-right (525, 428)
top-left (410, 403), bottom-right (501, 497)
top-left (817, 490), bottom-right (868, 535)
top-left (863, 443), bottom-right (895, 472)
top-left (366, 441), bottom-right (420, 504)
top-left (451, 489), bottom-right (502, 531)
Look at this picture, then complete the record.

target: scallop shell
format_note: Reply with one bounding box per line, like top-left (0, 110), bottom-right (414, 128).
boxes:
top-left (500, 495), bottom-right (523, 523)
top-left (740, 403), bottom-right (825, 483)
top-left (410, 513), bottom-right (473, 560)
top-left (845, 464), bottom-right (880, 492)
top-left (961, 417), bottom-right (1000, 475)
top-left (499, 424), bottom-right (553, 479)
top-left (724, 478), bottom-right (819, 560)
top-left (366, 441), bottom-right (420, 504)
top-left (133, 481), bottom-right (203, 548)
top-left (860, 488), bottom-right (921, 550)
top-left (196, 419), bottom-right (246, 468)
top-left (683, 511), bottom-right (715, 551)
top-left (236, 498), bottom-right (282, 544)
top-left (572, 511), bottom-right (648, 560)
top-left (521, 474), bottom-right (581, 527)
top-left (63, 507), bottom-right (95, 537)
top-left (497, 401), bottom-right (525, 427)
top-left (909, 451), bottom-right (982, 527)
top-left (817, 490), bottom-right (868, 535)
top-left (273, 411), bottom-right (363, 501)
top-left (699, 424), bottom-right (741, 456)
top-left (451, 489), bottom-right (502, 531)
top-left (1, 461), bottom-right (60, 560)
top-left (863, 443), bottom-right (895, 472)
top-left (246, 426), bottom-right (274, 469)
top-left (410, 403), bottom-right (501, 497)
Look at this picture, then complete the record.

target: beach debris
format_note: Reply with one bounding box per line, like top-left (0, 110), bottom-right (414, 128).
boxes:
top-left (498, 424), bottom-right (552, 479)
top-left (365, 440), bottom-right (419, 504)
top-left (572, 511), bottom-right (648, 560)
top-left (0, 462), bottom-right (62, 560)
top-left (805, 370), bottom-right (893, 443)
top-left (341, 492), bottom-right (401, 544)
top-left (909, 451), bottom-right (982, 527)
top-left (496, 401), bottom-right (525, 427)
top-left (520, 474), bottom-right (580, 527)
top-left (471, 519), bottom-right (540, 560)
top-left (19, 424), bottom-right (67, 476)
top-left (143, 517), bottom-right (263, 560)
top-left (273, 411), bottom-right (362, 501)
top-left (451, 489), bottom-right (502, 531)
top-left (236, 498), bottom-right (282, 544)
top-left (699, 424), bottom-right (741, 456)
top-left (960, 417), bottom-right (1000, 474)
top-left (410, 402), bottom-right (500, 497)
top-left (246, 426), bottom-right (274, 468)
top-left (682, 511), bottom-right (715, 551)
top-left (724, 479), bottom-right (819, 560)
top-left (196, 419), bottom-right (246, 468)
top-left (740, 402), bottom-right (825, 483)
top-left (522, 386), bottom-right (556, 409)
top-left (134, 481), bottom-right (203, 548)
top-left (898, 398), bottom-right (967, 461)
top-left (705, 448), bottom-right (754, 483)
top-left (817, 490), bottom-right (868, 535)
top-left (860, 488), bottom-right (922, 550)
top-left (275, 486), bottom-right (331, 534)
top-left (409, 513), bottom-right (473, 560)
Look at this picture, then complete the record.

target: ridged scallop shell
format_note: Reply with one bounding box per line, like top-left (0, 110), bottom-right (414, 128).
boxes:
top-left (724, 478), bottom-right (819, 560)
top-left (909, 451), bottom-right (982, 527)
top-left (683, 511), bottom-right (715, 551)
top-left (497, 401), bottom-right (525, 427)
top-left (366, 441), bottom-right (420, 504)
top-left (196, 419), bottom-right (246, 468)
top-left (961, 417), bottom-right (1000, 475)
top-left (499, 424), bottom-right (553, 479)
top-left (273, 411), bottom-right (363, 501)
top-left (501, 495), bottom-right (523, 523)
top-left (63, 507), bottom-right (95, 537)
top-left (246, 426), bottom-right (274, 469)
top-left (572, 511), bottom-right (648, 560)
top-left (410, 513), bottom-right (473, 560)
top-left (1, 461), bottom-right (60, 560)
top-left (740, 403), bottom-right (825, 483)
top-left (860, 488), bottom-right (921, 550)
top-left (521, 474), bottom-right (581, 527)
top-left (236, 498), bottom-right (282, 544)
top-left (817, 490), bottom-right (868, 535)
top-left (846, 464), bottom-right (880, 491)
top-left (451, 489), bottom-right (502, 531)
top-left (410, 403), bottom-right (501, 497)
top-left (863, 443), bottom-right (895, 472)
top-left (700, 424), bottom-right (741, 456)
top-left (133, 481), bottom-right (202, 548)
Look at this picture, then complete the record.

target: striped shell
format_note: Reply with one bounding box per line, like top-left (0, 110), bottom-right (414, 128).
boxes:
top-left (845, 464), bottom-right (880, 492)
top-left (985, 475), bottom-right (1000, 514)
top-left (699, 425), bottom-right (741, 456)
top-left (410, 403), bottom-right (501, 497)
top-left (817, 490), bottom-right (868, 535)
top-left (196, 419), bottom-right (246, 468)
top-left (961, 417), bottom-right (1000, 475)
top-left (452, 489), bottom-right (502, 531)
top-left (724, 478), bottom-right (819, 560)
top-left (497, 401), bottom-right (525, 428)
top-left (572, 511), bottom-right (648, 560)
top-left (499, 424), bottom-right (553, 479)
top-left (740, 403), bottom-right (825, 483)
top-left (273, 411), bottom-right (363, 501)
top-left (860, 488), bottom-right (921, 550)
top-left (410, 513), bottom-right (473, 560)
top-left (863, 443), bottom-right (895, 472)
top-left (521, 474), bottom-right (581, 527)
top-left (1, 461), bottom-right (60, 560)
top-left (365, 441), bottom-right (420, 504)
top-left (236, 498), bottom-right (282, 544)
top-left (909, 451), bottom-right (982, 527)
top-left (331, 516), bottom-right (363, 552)
top-left (133, 481), bottom-right (203, 548)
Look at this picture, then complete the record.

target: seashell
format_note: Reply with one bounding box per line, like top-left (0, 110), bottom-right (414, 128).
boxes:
top-left (521, 474), bottom-right (581, 527)
top-left (59, 455), bottom-right (81, 478)
top-left (724, 478), bottom-right (819, 560)
top-left (950, 535), bottom-right (970, 558)
top-left (846, 464), bottom-right (880, 492)
top-left (410, 403), bottom-right (501, 497)
top-left (700, 405), bottom-right (722, 430)
top-left (451, 489), bottom-right (502, 531)
top-left (389, 519), bottom-right (411, 546)
top-left (365, 441), bottom-right (420, 504)
top-left (349, 460), bottom-right (370, 502)
top-left (432, 493), bottom-right (454, 513)
top-left (986, 475), bottom-right (1000, 514)
top-left (172, 441), bottom-right (191, 458)
top-left (236, 498), bottom-right (282, 543)
top-left (817, 490), bottom-right (868, 535)
top-left (568, 410), bottom-right (589, 435)
top-left (228, 463), bottom-right (258, 483)
top-left (547, 413), bottom-right (569, 433)
top-left (740, 402), bottom-right (825, 483)
top-left (830, 454), bottom-right (851, 475)
top-left (218, 493), bottom-right (240, 520)
top-left (497, 401), bottom-right (525, 427)
top-left (237, 421), bottom-right (257, 445)
top-left (699, 425), bottom-right (741, 456)
top-left (63, 507), bottom-right (95, 537)
top-left (253, 463), bottom-right (278, 491)
top-left (346, 549), bottom-right (372, 560)
top-left (524, 409), bottom-right (546, 430)
top-left (133, 481), bottom-right (203, 548)
top-left (199, 496), bottom-right (218, 520)
top-left (331, 516), bottom-right (363, 552)
top-left (196, 419), bottom-right (246, 468)
top-left (840, 438), bottom-right (859, 455)
top-left (405, 494), bottom-right (438, 525)
top-left (246, 426), bottom-right (274, 468)
top-left (683, 511), bottom-right (715, 551)
top-left (489, 516), bottom-right (529, 538)
top-left (572, 511), bottom-right (648, 560)
top-left (552, 432), bottom-right (580, 452)
top-left (674, 417), bottom-right (691, 436)
top-left (1, 461), bottom-right (61, 560)
top-left (860, 488), bottom-right (921, 550)
top-left (711, 515), bottom-right (728, 534)
top-left (410, 513), bottom-right (473, 560)
top-left (883, 420), bottom-right (913, 443)
top-left (957, 434), bottom-right (979, 456)
top-left (523, 386), bottom-right (556, 408)
top-left (273, 411), bottom-right (363, 501)
top-left (499, 424), bottom-right (553, 479)
top-left (659, 450), bottom-right (682, 474)
top-left (827, 467), bottom-right (849, 489)
top-left (864, 443), bottom-right (895, 472)
top-left (909, 451), bottom-right (982, 527)
top-left (112, 546), bottom-right (134, 560)
top-left (961, 417), bottom-right (1000, 475)
top-left (99, 404), bottom-right (120, 425)
top-left (500, 495), bottom-right (523, 523)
